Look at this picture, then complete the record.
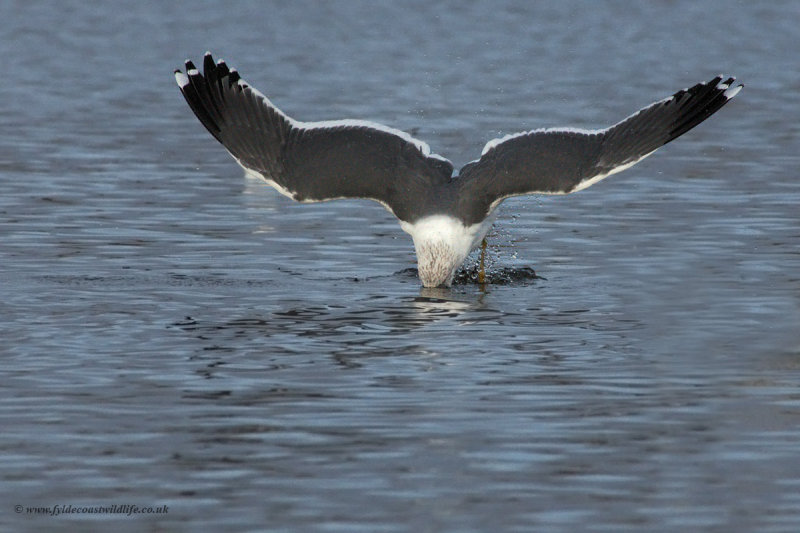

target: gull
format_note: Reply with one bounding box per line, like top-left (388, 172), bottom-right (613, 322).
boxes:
top-left (175, 52), bottom-right (742, 287)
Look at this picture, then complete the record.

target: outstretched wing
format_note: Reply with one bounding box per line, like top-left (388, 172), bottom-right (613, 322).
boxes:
top-left (174, 52), bottom-right (454, 223)
top-left (454, 75), bottom-right (743, 225)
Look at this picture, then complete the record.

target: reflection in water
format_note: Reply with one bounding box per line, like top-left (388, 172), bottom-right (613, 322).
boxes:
top-left (172, 292), bottom-right (483, 346)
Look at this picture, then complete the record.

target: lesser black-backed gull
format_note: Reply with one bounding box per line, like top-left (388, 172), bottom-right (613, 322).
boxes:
top-left (175, 52), bottom-right (742, 287)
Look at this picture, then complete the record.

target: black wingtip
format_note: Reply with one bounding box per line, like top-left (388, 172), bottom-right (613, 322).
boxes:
top-left (203, 52), bottom-right (215, 73)
top-left (665, 74), bottom-right (743, 140)
top-left (175, 55), bottom-right (225, 137)
top-left (228, 68), bottom-right (241, 87)
top-left (215, 59), bottom-right (230, 80)
top-left (720, 77), bottom-right (743, 100)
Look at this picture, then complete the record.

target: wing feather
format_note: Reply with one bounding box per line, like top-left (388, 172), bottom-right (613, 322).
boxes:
top-left (455, 76), bottom-right (742, 225)
top-left (175, 52), bottom-right (453, 223)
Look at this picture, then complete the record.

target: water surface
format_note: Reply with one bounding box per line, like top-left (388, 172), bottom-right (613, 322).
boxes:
top-left (2, 1), bottom-right (800, 532)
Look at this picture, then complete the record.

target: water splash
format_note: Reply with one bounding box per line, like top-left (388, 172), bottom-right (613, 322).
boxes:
top-left (451, 264), bottom-right (541, 285)
top-left (397, 266), bottom-right (541, 286)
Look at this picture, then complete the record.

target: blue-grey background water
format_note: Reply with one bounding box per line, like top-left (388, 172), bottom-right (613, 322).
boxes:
top-left (2, 1), bottom-right (799, 531)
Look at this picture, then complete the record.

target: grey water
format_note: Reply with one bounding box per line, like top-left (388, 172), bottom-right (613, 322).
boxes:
top-left (2, 1), bottom-right (800, 531)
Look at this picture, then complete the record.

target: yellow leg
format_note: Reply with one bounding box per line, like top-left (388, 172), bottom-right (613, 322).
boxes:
top-left (478, 238), bottom-right (487, 284)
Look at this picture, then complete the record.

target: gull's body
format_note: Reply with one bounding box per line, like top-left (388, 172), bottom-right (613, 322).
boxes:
top-left (175, 52), bottom-right (742, 287)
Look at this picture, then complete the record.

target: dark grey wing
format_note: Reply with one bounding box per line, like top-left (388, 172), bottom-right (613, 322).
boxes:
top-left (174, 52), bottom-right (454, 223)
top-left (454, 75), bottom-right (743, 225)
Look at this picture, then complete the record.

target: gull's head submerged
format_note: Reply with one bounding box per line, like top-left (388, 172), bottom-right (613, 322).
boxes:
top-left (414, 238), bottom-right (466, 287)
top-left (401, 215), bottom-right (491, 287)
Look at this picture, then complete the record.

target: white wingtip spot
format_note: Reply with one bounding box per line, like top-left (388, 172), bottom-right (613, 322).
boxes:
top-left (187, 68), bottom-right (199, 76)
top-left (723, 84), bottom-right (743, 99)
top-left (175, 71), bottom-right (189, 88)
